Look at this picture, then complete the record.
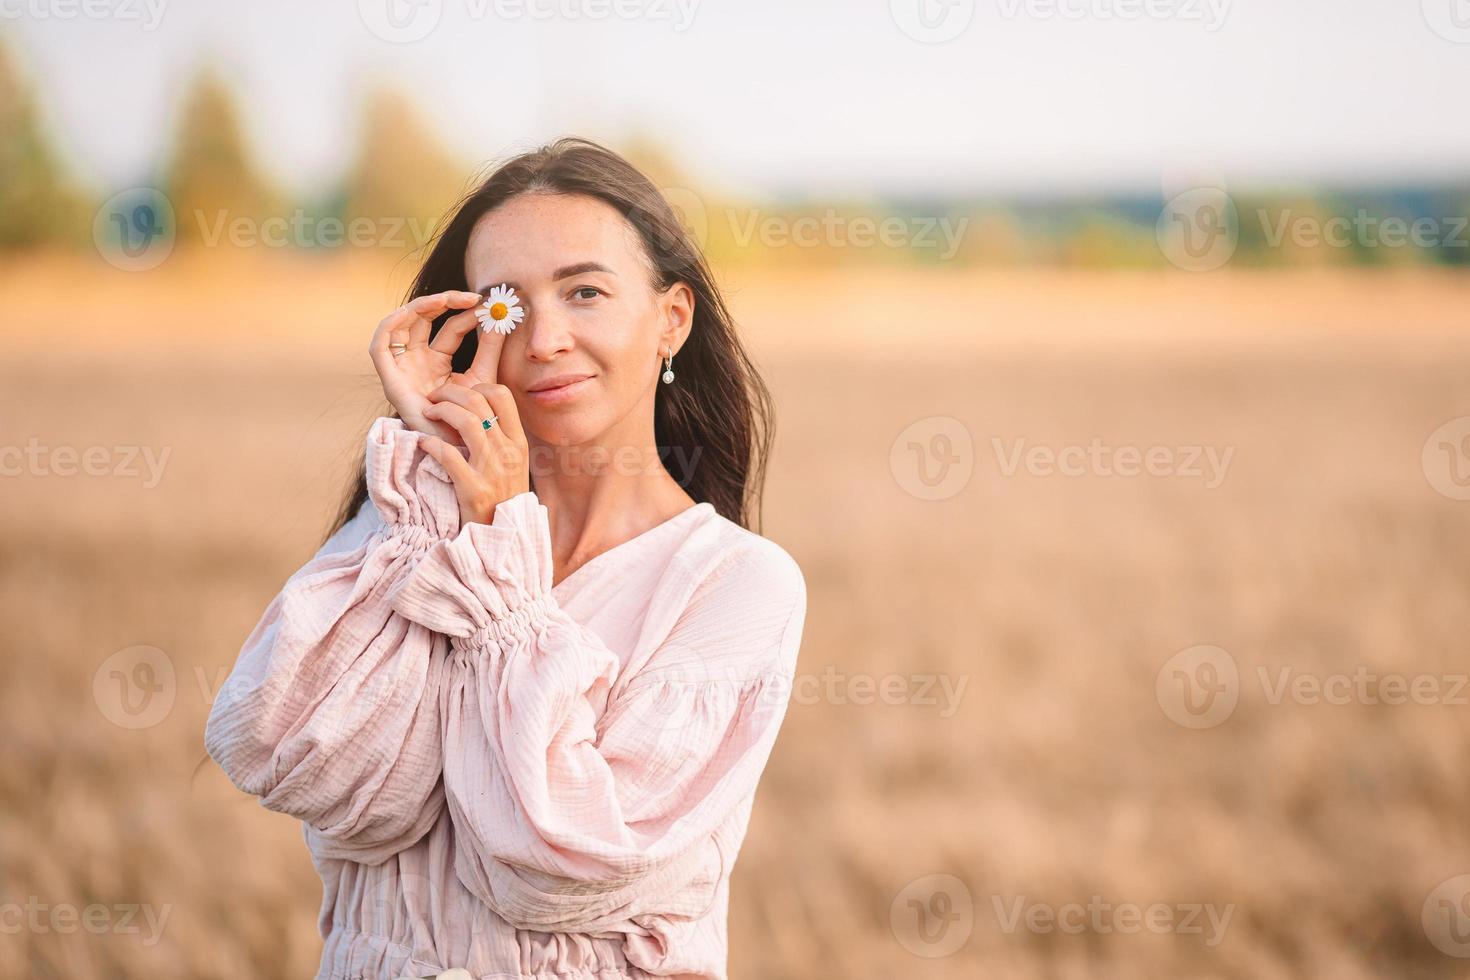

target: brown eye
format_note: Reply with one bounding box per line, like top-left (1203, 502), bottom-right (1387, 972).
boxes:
top-left (572, 286), bottom-right (601, 300)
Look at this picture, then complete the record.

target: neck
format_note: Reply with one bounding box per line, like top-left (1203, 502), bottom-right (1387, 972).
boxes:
top-left (526, 398), bottom-right (695, 581)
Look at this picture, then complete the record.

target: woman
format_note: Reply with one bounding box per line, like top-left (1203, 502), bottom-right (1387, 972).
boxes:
top-left (204, 138), bottom-right (807, 980)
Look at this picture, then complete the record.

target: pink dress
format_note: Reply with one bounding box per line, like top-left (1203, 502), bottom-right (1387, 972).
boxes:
top-left (204, 418), bottom-right (807, 980)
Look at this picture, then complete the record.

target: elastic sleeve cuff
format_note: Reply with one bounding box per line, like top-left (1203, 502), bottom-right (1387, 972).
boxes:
top-left (364, 417), bottom-right (462, 542)
top-left (388, 490), bottom-right (553, 646)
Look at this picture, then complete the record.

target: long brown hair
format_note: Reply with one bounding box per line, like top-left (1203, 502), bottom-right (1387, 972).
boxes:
top-left (329, 137), bottom-right (774, 538)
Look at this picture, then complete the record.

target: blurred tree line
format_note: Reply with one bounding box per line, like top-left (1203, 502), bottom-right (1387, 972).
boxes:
top-left (0, 41), bottom-right (88, 248)
top-left (0, 40), bottom-right (471, 257)
top-left (2, 38), bottom-right (1467, 268)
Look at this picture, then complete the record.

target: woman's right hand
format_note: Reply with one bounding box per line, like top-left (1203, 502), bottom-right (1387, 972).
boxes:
top-left (368, 290), bottom-right (492, 443)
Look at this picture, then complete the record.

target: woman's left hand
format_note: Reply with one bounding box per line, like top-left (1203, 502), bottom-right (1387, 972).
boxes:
top-left (419, 382), bottom-right (531, 526)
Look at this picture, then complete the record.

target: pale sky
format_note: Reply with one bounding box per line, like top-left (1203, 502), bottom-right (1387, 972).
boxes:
top-left (6, 0), bottom-right (1469, 198)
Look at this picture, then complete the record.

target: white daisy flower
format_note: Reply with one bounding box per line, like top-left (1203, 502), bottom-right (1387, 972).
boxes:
top-left (476, 284), bottom-right (525, 335)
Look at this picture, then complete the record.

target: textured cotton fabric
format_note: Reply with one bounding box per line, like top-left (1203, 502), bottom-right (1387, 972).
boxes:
top-left (204, 418), bottom-right (807, 980)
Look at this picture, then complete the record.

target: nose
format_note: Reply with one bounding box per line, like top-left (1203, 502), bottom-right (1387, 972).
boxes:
top-left (521, 300), bottom-right (574, 362)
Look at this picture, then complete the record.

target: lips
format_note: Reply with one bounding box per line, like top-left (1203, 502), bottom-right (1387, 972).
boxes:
top-left (525, 374), bottom-right (594, 404)
top-left (527, 373), bottom-right (593, 393)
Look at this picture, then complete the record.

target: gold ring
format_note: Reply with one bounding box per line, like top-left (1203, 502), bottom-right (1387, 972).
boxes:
top-left (389, 343), bottom-right (408, 357)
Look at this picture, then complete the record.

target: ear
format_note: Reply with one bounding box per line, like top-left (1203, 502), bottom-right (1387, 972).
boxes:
top-left (658, 280), bottom-right (696, 357)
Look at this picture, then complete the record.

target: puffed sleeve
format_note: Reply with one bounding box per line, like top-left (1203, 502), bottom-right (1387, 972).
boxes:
top-left (204, 417), bottom-right (463, 866)
top-left (387, 491), bottom-right (806, 941)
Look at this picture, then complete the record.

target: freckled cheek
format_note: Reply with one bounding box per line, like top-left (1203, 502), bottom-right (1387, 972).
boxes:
top-left (579, 307), bottom-right (648, 359)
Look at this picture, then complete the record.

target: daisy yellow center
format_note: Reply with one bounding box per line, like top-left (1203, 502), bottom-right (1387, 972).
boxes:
top-left (489, 302), bottom-right (509, 320)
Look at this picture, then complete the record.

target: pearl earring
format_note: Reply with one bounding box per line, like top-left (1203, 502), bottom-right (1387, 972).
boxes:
top-left (662, 347), bottom-right (675, 384)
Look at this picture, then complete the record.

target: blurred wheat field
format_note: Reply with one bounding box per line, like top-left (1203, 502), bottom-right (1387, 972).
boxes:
top-left (3, 254), bottom-right (1470, 979)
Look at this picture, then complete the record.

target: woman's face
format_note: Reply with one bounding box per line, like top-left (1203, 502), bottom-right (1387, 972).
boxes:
top-left (463, 191), bottom-right (693, 449)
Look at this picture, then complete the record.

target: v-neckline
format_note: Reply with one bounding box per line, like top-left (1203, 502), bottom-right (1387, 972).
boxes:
top-left (550, 501), bottom-right (714, 595)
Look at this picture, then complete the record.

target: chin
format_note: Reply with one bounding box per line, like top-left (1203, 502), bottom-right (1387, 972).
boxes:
top-left (525, 414), bottom-right (604, 449)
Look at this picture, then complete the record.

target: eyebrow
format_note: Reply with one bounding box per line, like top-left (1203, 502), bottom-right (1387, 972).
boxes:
top-left (474, 261), bottom-right (615, 296)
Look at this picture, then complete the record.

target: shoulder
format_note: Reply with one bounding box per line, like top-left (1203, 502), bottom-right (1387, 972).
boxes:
top-left (686, 510), bottom-right (807, 623)
top-left (627, 509), bottom-right (808, 685)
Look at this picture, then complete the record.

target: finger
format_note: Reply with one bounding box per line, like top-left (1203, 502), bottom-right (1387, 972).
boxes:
top-left (371, 304), bottom-right (417, 357)
top-left (466, 322), bottom-right (508, 387)
top-left (421, 435), bottom-right (477, 485)
top-left (368, 314), bottom-right (411, 379)
top-left (406, 289), bottom-right (483, 319)
top-left (429, 306), bottom-right (484, 356)
top-left (428, 383), bottom-right (493, 423)
top-left (369, 308), bottom-right (408, 359)
top-left (423, 401), bottom-right (492, 468)
top-left (407, 290), bottom-right (482, 348)
top-left (473, 383), bottom-right (525, 445)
